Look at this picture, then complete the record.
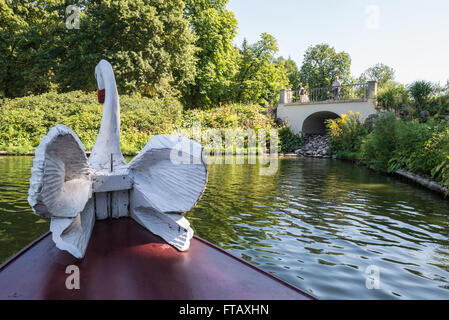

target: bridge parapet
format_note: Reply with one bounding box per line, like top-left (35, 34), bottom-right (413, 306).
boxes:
top-left (280, 81), bottom-right (377, 105)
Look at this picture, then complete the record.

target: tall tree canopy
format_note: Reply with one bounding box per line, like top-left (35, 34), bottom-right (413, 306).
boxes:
top-left (358, 63), bottom-right (395, 88)
top-left (183, 0), bottom-right (239, 108)
top-left (232, 33), bottom-right (289, 106)
top-left (276, 57), bottom-right (300, 89)
top-left (61, 0), bottom-right (197, 97)
top-left (1, 0), bottom-right (197, 98)
top-left (298, 44), bottom-right (351, 88)
top-left (1, 0), bottom-right (291, 108)
top-left (0, 0), bottom-right (64, 97)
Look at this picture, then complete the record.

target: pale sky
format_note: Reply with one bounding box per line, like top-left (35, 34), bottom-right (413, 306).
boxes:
top-left (227, 0), bottom-right (449, 85)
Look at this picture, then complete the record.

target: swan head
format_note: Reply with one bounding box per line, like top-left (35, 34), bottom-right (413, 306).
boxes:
top-left (95, 59), bottom-right (112, 103)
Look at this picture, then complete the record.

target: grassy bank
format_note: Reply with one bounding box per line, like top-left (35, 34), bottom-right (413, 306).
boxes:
top-left (0, 91), bottom-right (303, 155)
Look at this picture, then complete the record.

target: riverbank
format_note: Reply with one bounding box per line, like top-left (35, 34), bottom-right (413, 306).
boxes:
top-left (394, 169), bottom-right (448, 196)
top-left (296, 151), bottom-right (449, 197)
top-left (0, 90), bottom-right (304, 155)
top-left (325, 110), bottom-right (449, 195)
top-left (290, 133), bottom-right (449, 197)
top-left (0, 151), bottom-right (301, 157)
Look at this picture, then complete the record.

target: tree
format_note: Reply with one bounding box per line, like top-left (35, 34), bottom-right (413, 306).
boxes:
top-left (376, 82), bottom-right (409, 112)
top-left (0, 0), bottom-right (64, 97)
top-left (408, 80), bottom-right (434, 106)
top-left (276, 56), bottom-right (300, 89)
top-left (358, 63), bottom-right (395, 88)
top-left (0, 0), bottom-right (25, 97)
top-left (298, 44), bottom-right (351, 89)
top-left (58, 0), bottom-right (197, 97)
top-left (232, 33), bottom-right (289, 106)
top-left (183, 0), bottom-right (239, 108)
top-left (0, 0), bottom-right (198, 98)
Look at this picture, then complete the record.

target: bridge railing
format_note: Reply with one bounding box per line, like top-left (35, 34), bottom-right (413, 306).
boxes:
top-left (281, 82), bottom-right (376, 105)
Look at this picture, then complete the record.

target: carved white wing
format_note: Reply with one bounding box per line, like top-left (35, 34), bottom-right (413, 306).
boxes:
top-left (50, 198), bottom-right (95, 259)
top-left (28, 124), bottom-right (94, 258)
top-left (128, 135), bottom-right (208, 251)
top-left (28, 124), bottom-right (92, 218)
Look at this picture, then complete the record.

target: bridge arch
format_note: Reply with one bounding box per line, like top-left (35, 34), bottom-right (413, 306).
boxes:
top-left (302, 111), bottom-right (340, 135)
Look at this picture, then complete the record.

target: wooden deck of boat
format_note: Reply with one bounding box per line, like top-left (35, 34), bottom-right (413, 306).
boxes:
top-left (0, 218), bottom-right (314, 300)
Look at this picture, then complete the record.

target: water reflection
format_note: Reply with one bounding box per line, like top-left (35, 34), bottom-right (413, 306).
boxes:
top-left (1, 156), bottom-right (449, 299)
top-left (0, 157), bottom-right (49, 263)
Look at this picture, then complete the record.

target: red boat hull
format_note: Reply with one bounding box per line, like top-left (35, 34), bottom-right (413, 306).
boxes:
top-left (0, 218), bottom-right (314, 300)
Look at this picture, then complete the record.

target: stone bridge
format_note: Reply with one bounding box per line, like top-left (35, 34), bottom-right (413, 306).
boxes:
top-left (276, 81), bottom-right (378, 135)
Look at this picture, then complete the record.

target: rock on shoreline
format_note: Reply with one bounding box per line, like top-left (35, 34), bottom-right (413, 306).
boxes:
top-left (295, 135), bottom-right (331, 158)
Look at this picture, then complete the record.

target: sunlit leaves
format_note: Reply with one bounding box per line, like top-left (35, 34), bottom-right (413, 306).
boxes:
top-left (299, 43), bottom-right (351, 89)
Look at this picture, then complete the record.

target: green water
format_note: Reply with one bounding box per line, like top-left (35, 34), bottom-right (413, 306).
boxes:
top-left (1, 156), bottom-right (449, 299)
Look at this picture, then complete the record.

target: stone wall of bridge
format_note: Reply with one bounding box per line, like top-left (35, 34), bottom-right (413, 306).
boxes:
top-left (277, 81), bottom-right (378, 135)
top-left (277, 100), bottom-right (377, 134)
top-left (277, 99), bottom-right (377, 135)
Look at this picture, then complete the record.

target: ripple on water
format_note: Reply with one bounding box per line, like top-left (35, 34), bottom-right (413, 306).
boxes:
top-left (187, 158), bottom-right (449, 299)
top-left (1, 156), bottom-right (449, 299)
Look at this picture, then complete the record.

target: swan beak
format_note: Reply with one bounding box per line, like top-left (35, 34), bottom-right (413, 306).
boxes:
top-left (97, 87), bottom-right (105, 104)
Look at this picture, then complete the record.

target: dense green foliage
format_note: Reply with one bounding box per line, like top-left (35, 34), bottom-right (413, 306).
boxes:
top-left (388, 119), bottom-right (446, 175)
top-left (361, 113), bottom-right (449, 181)
top-left (326, 111), bottom-right (366, 159)
top-left (298, 44), bottom-right (352, 88)
top-left (376, 80), bottom-right (449, 120)
top-left (408, 80), bottom-right (435, 106)
top-left (276, 57), bottom-right (300, 89)
top-left (433, 155), bottom-right (449, 190)
top-left (183, 0), bottom-right (238, 108)
top-left (179, 102), bottom-right (274, 131)
top-left (0, 91), bottom-right (183, 154)
top-left (0, 0), bottom-right (291, 110)
top-left (232, 34), bottom-right (289, 106)
top-left (327, 105), bottom-right (449, 189)
top-left (278, 125), bottom-right (304, 153)
top-left (376, 82), bottom-right (409, 113)
top-left (0, 0), bottom-right (197, 98)
top-left (0, 91), bottom-right (305, 155)
top-left (360, 112), bottom-right (401, 171)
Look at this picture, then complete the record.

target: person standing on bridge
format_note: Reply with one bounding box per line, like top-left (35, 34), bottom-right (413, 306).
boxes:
top-left (298, 84), bottom-right (305, 102)
top-left (298, 84), bottom-right (310, 103)
top-left (332, 76), bottom-right (341, 100)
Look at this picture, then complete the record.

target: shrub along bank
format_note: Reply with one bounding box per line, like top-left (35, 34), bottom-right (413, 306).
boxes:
top-left (326, 111), bottom-right (449, 190)
top-left (0, 91), bottom-right (303, 155)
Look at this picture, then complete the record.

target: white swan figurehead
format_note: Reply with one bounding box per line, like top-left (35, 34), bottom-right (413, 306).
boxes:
top-left (28, 60), bottom-right (208, 258)
top-left (90, 60), bottom-right (127, 172)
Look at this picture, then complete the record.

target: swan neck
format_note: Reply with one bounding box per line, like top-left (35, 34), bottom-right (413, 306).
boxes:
top-left (89, 62), bottom-right (126, 171)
